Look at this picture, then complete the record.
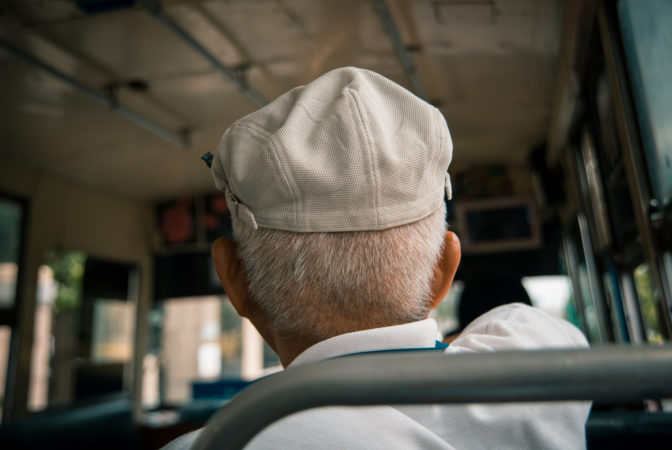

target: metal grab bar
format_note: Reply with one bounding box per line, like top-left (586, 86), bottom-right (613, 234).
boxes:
top-left (139, 0), bottom-right (268, 107)
top-left (0, 37), bottom-right (190, 149)
top-left (193, 345), bottom-right (672, 450)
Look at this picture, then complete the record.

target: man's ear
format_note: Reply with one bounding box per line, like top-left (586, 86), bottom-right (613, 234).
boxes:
top-left (428, 231), bottom-right (461, 311)
top-left (212, 237), bottom-right (253, 318)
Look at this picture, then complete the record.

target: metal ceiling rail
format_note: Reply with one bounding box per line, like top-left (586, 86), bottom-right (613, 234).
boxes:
top-left (0, 37), bottom-right (189, 149)
top-left (193, 345), bottom-right (672, 450)
top-left (372, 0), bottom-right (427, 100)
top-left (139, 0), bottom-right (268, 107)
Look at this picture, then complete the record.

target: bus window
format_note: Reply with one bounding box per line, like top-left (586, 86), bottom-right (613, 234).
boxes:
top-left (146, 295), bottom-right (281, 408)
top-left (0, 326), bottom-right (10, 421)
top-left (633, 263), bottom-right (664, 344)
top-left (29, 251), bottom-right (86, 411)
top-left (0, 198), bottom-right (23, 309)
top-left (0, 196), bottom-right (25, 422)
top-left (521, 275), bottom-right (574, 321)
top-left (430, 280), bottom-right (464, 336)
top-left (28, 251), bottom-right (137, 411)
top-left (91, 300), bottom-right (135, 364)
top-left (618, 0), bottom-right (672, 207)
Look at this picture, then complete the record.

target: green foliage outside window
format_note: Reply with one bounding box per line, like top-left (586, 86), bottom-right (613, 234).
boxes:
top-left (44, 250), bottom-right (87, 314)
top-left (633, 264), bottom-right (663, 344)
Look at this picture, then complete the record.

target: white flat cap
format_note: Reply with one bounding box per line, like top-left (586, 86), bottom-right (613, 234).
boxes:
top-left (211, 66), bottom-right (452, 232)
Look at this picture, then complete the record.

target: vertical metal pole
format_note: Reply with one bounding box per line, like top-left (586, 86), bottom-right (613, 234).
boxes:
top-left (561, 231), bottom-right (590, 336)
top-left (0, 38), bottom-right (189, 149)
top-left (577, 214), bottom-right (611, 342)
top-left (619, 273), bottom-right (646, 343)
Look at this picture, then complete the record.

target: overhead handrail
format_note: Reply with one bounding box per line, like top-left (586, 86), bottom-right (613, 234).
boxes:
top-left (193, 345), bottom-right (672, 450)
top-left (139, 0), bottom-right (268, 107)
top-left (0, 37), bottom-right (189, 149)
top-left (372, 0), bottom-right (427, 100)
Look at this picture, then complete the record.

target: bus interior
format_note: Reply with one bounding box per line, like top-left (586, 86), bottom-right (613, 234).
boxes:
top-left (1, 0), bottom-right (671, 448)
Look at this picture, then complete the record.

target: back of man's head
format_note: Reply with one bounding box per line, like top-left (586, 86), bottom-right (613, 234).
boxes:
top-left (210, 67), bottom-right (455, 343)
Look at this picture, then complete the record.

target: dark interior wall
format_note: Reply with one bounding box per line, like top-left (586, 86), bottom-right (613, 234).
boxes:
top-left (154, 252), bottom-right (222, 300)
top-left (457, 220), bottom-right (566, 282)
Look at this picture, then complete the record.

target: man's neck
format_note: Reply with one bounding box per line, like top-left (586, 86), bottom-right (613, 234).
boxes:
top-left (274, 337), bottom-right (317, 367)
top-left (247, 306), bottom-right (413, 367)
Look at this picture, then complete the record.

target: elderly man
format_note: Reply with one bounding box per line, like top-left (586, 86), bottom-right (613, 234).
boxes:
top-left (167, 67), bottom-right (590, 449)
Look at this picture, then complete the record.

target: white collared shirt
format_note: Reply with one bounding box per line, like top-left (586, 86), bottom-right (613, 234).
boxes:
top-left (166, 304), bottom-right (591, 449)
top-left (289, 318), bottom-right (440, 367)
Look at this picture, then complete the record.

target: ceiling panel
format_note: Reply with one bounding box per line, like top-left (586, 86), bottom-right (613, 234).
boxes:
top-left (32, 8), bottom-right (213, 80)
top-left (1, 0), bottom-right (566, 201)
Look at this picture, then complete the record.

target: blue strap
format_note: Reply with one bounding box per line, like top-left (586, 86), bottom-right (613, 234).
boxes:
top-left (338, 340), bottom-right (449, 358)
top-left (201, 151), bottom-right (214, 168)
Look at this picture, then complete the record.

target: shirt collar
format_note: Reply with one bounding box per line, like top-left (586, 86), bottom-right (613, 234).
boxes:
top-left (288, 319), bottom-right (439, 368)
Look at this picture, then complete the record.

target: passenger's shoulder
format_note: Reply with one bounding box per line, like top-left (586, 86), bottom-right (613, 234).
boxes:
top-left (448, 303), bottom-right (589, 353)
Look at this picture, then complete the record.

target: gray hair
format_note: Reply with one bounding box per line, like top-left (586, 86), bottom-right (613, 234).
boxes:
top-left (232, 205), bottom-right (447, 342)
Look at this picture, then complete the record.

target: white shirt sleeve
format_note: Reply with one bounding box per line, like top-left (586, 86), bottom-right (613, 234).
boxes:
top-left (448, 303), bottom-right (589, 354)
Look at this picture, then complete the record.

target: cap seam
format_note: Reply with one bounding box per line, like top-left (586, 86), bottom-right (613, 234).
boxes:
top-left (251, 199), bottom-right (443, 232)
top-left (211, 144), bottom-right (230, 192)
top-left (269, 132), bottom-right (303, 229)
top-left (229, 122), bottom-right (303, 230)
top-left (294, 102), bottom-right (327, 125)
top-left (430, 108), bottom-right (444, 197)
top-left (345, 87), bottom-right (380, 228)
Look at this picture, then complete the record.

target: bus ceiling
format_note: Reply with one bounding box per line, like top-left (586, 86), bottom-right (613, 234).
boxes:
top-left (0, 0), bottom-right (596, 202)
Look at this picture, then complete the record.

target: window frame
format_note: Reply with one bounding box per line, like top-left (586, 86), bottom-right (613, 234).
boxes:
top-left (0, 191), bottom-right (29, 423)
